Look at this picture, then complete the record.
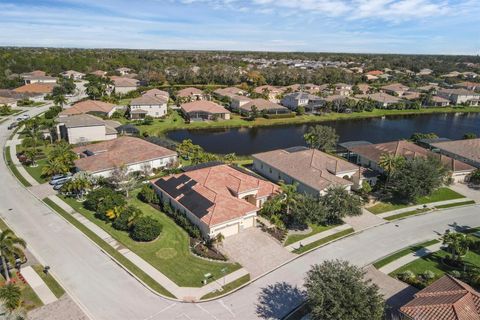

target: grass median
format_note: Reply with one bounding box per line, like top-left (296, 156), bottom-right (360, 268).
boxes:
top-left (284, 224), bottom-right (341, 247)
top-left (4, 146), bottom-right (32, 187)
top-left (373, 239), bottom-right (440, 269)
top-left (367, 188), bottom-right (465, 214)
top-left (200, 274), bottom-right (251, 300)
top-left (435, 200), bottom-right (476, 209)
top-left (293, 228), bottom-right (354, 254)
top-left (32, 264), bottom-right (66, 298)
top-left (43, 197), bottom-right (175, 298)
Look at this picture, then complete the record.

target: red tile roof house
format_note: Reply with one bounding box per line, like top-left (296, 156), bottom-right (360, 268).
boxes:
top-left (73, 136), bottom-right (177, 178)
top-left (254, 85), bottom-right (285, 103)
top-left (213, 87), bottom-right (247, 99)
top-left (59, 100), bottom-right (119, 118)
top-left (399, 275), bottom-right (480, 320)
top-left (21, 70), bottom-right (57, 85)
top-left (345, 140), bottom-right (475, 182)
top-left (110, 76), bottom-right (140, 94)
top-left (355, 92), bottom-right (403, 108)
top-left (151, 164), bottom-right (279, 238)
top-left (180, 101), bottom-right (231, 122)
top-left (176, 87), bottom-right (207, 102)
top-left (237, 98), bottom-right (290, 115)
top-left (380, 83), bottom-right (411, 97)
top-left (252, 147), bottom-right (368, 196)
top-left (129, 93), bottom-right (168, 119)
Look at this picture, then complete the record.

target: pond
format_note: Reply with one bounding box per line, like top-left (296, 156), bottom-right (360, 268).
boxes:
top-left (166, 112), bottom-right (480, 155)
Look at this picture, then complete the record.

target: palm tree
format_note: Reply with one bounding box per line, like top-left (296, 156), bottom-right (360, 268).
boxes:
top-left (0, 283), bottom-right (22, 313)
top-left (279, 182), bottom-right (298, 216)
top-left (0, 230), bottom-right (26, 283)
top-left (443, 231), bottom-right (469, 262)
top-left (378, 153), bottom-right (405, 182)
top-left (53, 94), bottom-right (67, 108)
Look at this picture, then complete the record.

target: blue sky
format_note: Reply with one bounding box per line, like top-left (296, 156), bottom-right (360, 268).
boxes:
top-left (0, 0), bottom-right (479, 54)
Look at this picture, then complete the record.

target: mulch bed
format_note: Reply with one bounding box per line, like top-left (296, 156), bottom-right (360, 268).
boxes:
top-left (190, 238), bottom-right (227, 261)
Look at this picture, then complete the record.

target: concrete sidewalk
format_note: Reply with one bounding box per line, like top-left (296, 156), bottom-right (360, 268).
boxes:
top-left (47, 195), bottom-right (249, 301)
top-left (377, 198), bottom-right (473, 219)
top-left (285, 224), bottom-right (352, 252)
top-left (22, 266), bottom-right (58, 305)
top-left (379, 242), bottom-right (443, 274)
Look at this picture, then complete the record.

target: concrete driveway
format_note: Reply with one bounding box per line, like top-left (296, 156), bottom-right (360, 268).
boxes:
top-left (220, 227), bottom-right (294, 278)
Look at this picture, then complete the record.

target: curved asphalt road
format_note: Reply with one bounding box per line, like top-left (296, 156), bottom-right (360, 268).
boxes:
top-left (1, 106), bottom-right (479, 320)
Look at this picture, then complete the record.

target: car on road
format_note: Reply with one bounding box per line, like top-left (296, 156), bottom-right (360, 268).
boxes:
top-left (7, 122), bottom-right (18, 130)
top-left (16, 114), bottom-right (30, 121)
top-left (49, 175), bottom-right (71, 186)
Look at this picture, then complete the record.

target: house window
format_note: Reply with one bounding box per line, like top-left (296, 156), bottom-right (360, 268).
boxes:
top-left (269, 168), bottom-right (272, 174)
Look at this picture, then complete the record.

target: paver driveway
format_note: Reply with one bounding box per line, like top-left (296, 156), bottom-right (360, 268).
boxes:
top-left (220, 227), bottom-right (295, 278)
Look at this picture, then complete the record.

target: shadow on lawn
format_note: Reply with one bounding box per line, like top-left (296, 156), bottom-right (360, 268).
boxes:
top-left (256, 282), bottom-right (306, 319)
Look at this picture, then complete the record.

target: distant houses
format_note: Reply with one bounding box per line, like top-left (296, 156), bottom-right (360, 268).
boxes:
top-left (110, 76), bottom-right (140, 94)
top-left (152, 163), bottom-right (278, 238)
top-left (281, 92), bottom-right (323, 112)
top-left (61, 70), bottom-right (85, 80)
top-left (177, 87), bottom-right (207, 102)
top-left (254, 85), bottom-right (284, 103)
top-left (236, 98), bottom-right (289, 115)
top-left (21, 70), bottom-right (57, 85)
top-left (437, 88), bottom-right (480, 106)
top-left (129, 89), bottom-right (168, 119)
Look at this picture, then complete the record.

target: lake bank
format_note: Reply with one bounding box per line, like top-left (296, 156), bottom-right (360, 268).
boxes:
top-left (136, 106), bottom-right (480, 136)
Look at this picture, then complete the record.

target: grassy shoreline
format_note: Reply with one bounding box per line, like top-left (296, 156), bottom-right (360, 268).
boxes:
top-left (138, 106), bottom-right (480, 136)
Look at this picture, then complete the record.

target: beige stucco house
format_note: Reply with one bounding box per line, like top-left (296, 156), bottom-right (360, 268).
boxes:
top-left (56, 114), bottom-right (120, 144)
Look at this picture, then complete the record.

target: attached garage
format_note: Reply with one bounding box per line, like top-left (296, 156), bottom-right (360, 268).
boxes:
top-left (216, 223), bottom-right (240, 238)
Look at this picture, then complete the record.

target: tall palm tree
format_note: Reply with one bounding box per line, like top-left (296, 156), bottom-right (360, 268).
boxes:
top-left (443, 231), bottom-right (469, 262)
top-left (0, 230), bottom-right (26, 283)
top-left (0, 283), bottom-right (22, 313)
top-left (279, 182), bottom-right (298, 216)
top-left (53, 94), bottom-right (67, 108)
top-left (378, 153), bottom-right (405, 181)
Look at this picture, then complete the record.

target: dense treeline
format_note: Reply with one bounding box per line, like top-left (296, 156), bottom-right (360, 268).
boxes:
top-left (0, 48), bottom-right (479, 89)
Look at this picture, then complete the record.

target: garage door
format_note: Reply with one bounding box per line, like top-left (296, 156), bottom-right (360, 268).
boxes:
top-left (218, 223), bottom-right (239, 237)
top-left (242, 216), bottom-right (255, 229)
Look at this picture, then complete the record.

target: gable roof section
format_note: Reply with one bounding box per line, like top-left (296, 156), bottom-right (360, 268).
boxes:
top-left (153, 164), bottom-right (278, 227)
top-left (181, 100), bottom-right (230, 114)
top-left (131, 94), bottom-right (167, 106)
top-left (74, 136), bottom-right (176, 173)
top-left (240, 98), bottom-right (288, 112)
top-left (432, 138), bottom-right (480, 165)
top-left (253, 148), bottom-right (358, 192)
top-left (13, 83), bottom-right (56, 94)
top-left (60, 100), bottom-right (117, 116)
top-left (400, 275), bottom-right (480, 320)
top-left (177, 87), bottom-right (204, 97)
top-left (348, 140), bottom-right (474, 172)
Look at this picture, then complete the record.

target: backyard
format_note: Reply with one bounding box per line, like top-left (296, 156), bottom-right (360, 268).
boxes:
top-left (367, 187), bottom-right (465, 214)
top-left (61, 189), bottom-right (241, 287)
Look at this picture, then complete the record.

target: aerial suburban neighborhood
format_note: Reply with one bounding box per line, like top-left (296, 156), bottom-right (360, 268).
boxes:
top-left (0, 1), bottom-right (480, 320)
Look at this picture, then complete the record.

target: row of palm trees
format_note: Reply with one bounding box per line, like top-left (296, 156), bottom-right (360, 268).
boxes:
top-left (0, 229), bottom-right (27, 318)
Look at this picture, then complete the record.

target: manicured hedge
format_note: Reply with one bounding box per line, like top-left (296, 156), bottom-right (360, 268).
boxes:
top-left (264, 112), bottom-right (296, 119)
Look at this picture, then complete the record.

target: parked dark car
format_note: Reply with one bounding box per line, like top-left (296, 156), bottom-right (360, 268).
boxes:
top-left (7, 122), bottom-right (18, 130)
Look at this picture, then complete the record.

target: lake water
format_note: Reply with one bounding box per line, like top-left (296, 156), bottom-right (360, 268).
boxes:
top-left (166, 113), bottom-right (480, 155)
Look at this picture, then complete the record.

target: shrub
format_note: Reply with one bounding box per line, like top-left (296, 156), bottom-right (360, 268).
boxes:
top-left (84, 187), bottom-right (126, 219)
top-left (130, 216), bottom-right (162, 242)
top-left (263, 112), bottom-right (296, 119)
top-left (398, 270), bottom-right (415, 282)
top-left (112, 205), bottom-right (142, 231)
top-left (422, 270), bottom-right (435, 281)
top-left (138, 184), bottom-right (159, 204)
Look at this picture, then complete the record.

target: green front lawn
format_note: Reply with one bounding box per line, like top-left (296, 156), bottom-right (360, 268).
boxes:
top-left (367, 188), bottom-right (465, 214)
top-left (61, 190), bottom-right (241, 287)
top-left (284, 224), bottom-right (340, 246)
top-left (129, 106), bottom-right (480, 136)
top-left (24, 158), bottom-right (48, 184)
top-left (384, 208), bottom-right (432, 221)
top-left (32, 265), bottom-right (65, 298)
top-left (293, 228), bottom-right (354, 254)
top-left (200, 274), bottom-right (251, 300)
top-left (373, 239), bottom-right (440, 269)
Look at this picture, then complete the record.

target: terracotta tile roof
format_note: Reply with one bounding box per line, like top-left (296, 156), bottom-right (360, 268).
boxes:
top-left (432, 95), bottom-right (451, 103)
top-left (400, 275), bottom-right (480, 320)
top-left (90, 70), bottom-right (107, 77)
top-left (356, 92), bottom-right (402, 104)
top-left (366, 70), bottom-right (384, 76)
top-left (181, 100), bottom-right (230, 114)
top-left (381, 83), bottom-right (410, 93)
top-left (13, 83), bottom-right (56, 94)
top-left (0, 97), bottom-right (16, 105)
top-left (239, 98), bottom-right (288, 113)
top-left (74, 137), bottom-right (176, 173)
top-left (432, 138), bottom-right (480, 165)
top-left (348, 140), bottom-right (474, 173)
top-left (130, 94), bottom-right (167, 106)
top-left (177, 87), bottom-right (204, 97)
top-left (253, 147), bottom-right (358, 192)
top-left (213, 87), bottom-right (246, 98)
top-left (153, 164), bottom-right (278, 226)
top-left (254, 85), bottom-right (284, 94)
top-left (143, 89), bottom-right (169, 100)
top-left (60, 100), bottom-right (117, 116)
top-left (110, 76), bottom-right (139, 87)
top-left (439, 88), bottom-right (479, 96)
